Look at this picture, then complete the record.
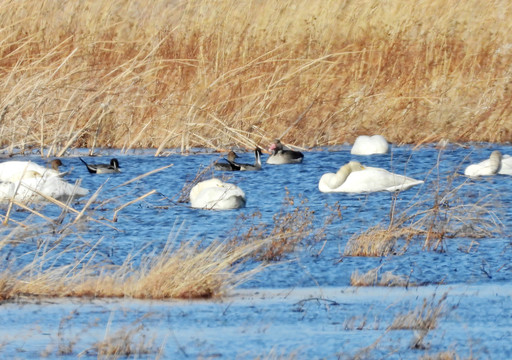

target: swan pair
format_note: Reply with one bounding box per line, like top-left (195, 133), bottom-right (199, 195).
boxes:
top-left (319, 161), bottom-right (423, 193)
top-left (214, 148), bottom-right (262, 171)
top-left (0, 160), bottom-right (88, 202)
top-left (464, 150), bottom-right (512, 177)
top-left (351, 135), bottom-right (389, 155)
top-left (190, 178), bottom-right (246, 210)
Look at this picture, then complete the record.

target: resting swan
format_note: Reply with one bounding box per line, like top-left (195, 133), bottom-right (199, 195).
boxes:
top-left (318, 161), bottom-right (423, 193)
top-left (0, 170), bottom-right (89, 202)
top-left (189, 178), bottom-right (246, 210)
top-left (0, 159), bottom-right (64, 182)
top-left (464, 150), bottom-right (512, 177)
top-left (266, 140), bottom-right (304, 164)
top-left (351, 135), bottom-right (389, 155)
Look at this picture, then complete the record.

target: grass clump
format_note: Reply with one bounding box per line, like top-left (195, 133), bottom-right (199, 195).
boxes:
top-left (344, 165), bottom-right (502, 257)
top-left (229, 191), bottom-right (341, 261)
top-left (350, 266), bottom-right (410, 287)
top-left (0, 235), bottom-right (267, 300)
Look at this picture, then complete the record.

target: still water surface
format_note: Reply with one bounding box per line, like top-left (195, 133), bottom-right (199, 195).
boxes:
top-left (1, 143), bottom-right (511, 359)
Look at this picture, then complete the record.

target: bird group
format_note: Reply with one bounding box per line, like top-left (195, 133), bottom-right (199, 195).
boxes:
top-left (1, 135), bottom-right (510, 210)
top-left (0, 157), bottom-right (121, 203)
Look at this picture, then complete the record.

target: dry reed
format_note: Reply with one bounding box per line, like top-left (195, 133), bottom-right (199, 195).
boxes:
top-left (350, 266), bottom-right (410, 287)
top-left (229, 191), bottom-right (341, 261)
top-left (344, 164), bottom-right (502, 257)
top-left (0, 0), bottom-right (511, 154)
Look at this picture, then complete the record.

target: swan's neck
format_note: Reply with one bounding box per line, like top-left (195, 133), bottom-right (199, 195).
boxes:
top-left (325, 164), bottom-right (352, 189)
top-left (489, 151), bottom-right (502, 174)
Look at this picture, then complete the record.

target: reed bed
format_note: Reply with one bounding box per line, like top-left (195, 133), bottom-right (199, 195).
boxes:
top-left (0, 0), bottom-right (511, 154)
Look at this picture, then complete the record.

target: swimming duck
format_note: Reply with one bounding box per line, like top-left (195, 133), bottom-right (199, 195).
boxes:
top-left (0, 170), bottom-right (88, 202)
top-left (266, 140), bottom-right (304, 164)
top-left (214, 151), bottom-right (241, 171)
top-left (189, 178), bottom-right (246, 210)
top-left (239, 148), bottom-right (262, 171)
top-left (80, 158), bottom-right (121, 174)
top-left (0, 159), bottom-right (64, 182)
top-left (318, 161), bottom-right (423, 193)
top-left (464, 150), bottom-right (512, 177)
top-left (350, 135), bottom-right (390, 155)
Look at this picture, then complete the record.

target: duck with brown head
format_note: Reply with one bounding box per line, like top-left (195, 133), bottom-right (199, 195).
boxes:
top-left (214, 151), bottom-right (241, 171)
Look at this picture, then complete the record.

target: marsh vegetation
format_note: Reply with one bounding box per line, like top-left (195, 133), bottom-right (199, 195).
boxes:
top-left (0, 0), bottom-right (511, 154)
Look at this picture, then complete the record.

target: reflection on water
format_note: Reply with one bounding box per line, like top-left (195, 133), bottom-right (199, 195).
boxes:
top-left (1, 144), bottom-right (512, 358)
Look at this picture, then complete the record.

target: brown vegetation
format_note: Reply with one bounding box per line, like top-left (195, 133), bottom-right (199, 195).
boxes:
top-left (344, 168), bottom-right (502, 257)
top-left (1, 0), bottom-right (511, 155)
top-left (229, 191), bottom-right (341, 261)
top-left (350, 266), bottom-right (410, 287)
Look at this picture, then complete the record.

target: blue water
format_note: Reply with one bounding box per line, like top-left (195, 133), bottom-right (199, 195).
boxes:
top-left (1, 143), bottom-right (511, 359)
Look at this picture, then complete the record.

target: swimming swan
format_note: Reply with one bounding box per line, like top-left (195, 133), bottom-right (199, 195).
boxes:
top-left (214, 151), bottom-right (241, 171)
top-left (351, 135), bottom-right (389, 155)
top-left (0, 170), bottom-right (89, 202)
top-left (0, 159), bottom-right (64, 182)
top-left (464, 150), bottom-right (512, 177)
top-left (80, 158), bottom-right (121, 174)
top-left (318, 161), bottom-right (423, 193)
top-left (189, 178), bottom-right (246, 210)
top-left (266, 140), bottom-right (304, 164)
top-left (239, 148), bottom-right (262, 171)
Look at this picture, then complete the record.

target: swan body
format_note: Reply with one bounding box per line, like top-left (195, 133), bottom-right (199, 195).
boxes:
top-left (464, 151), bottom-right (512, 177)
top-left (0, 170), bottom-right (88, 202)
top-left (190, 178), bottom-right (246, 210)
top-left (319, 161), bottom-right (423, 193)
top-left (266, 140), bottom-right (304, 164)
top-left (214, 151), bottom-right (241, 171)
top-left (240, 148), bottom-right (262, 171)
top-left (0, 159), bottom-right (64, 182)
top-left (80, 158), bottom-right (121, 174)
top-left (351, 135), bottom-right (389, 155)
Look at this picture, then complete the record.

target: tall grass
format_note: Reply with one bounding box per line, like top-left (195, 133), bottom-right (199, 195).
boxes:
top-left (0, 0), bottom-right (511, 154)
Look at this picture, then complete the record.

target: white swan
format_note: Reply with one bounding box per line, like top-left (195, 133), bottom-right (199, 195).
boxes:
top-left (0, 170), bottom-right (89, 202)
top-left (189, 178), bottom-right (246, 210)
top-left (318, 161), bottom-right (423, 193)
top-left (350, 135), bottom-right (389, 155)
top-left (0, 159), bottom-right (64, 182)
top-left (464, 150), bottom-right (512, 177)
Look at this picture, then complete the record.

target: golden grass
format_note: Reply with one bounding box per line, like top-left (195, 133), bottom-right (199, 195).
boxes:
top-left (0, 0), bottom-right (511, 154)
top-left (344, 163), bottom-right (503, 257)
top-left (350, 266), bottom-right (410, 287)
top-left (0, 233), bottom-right (267, 300)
